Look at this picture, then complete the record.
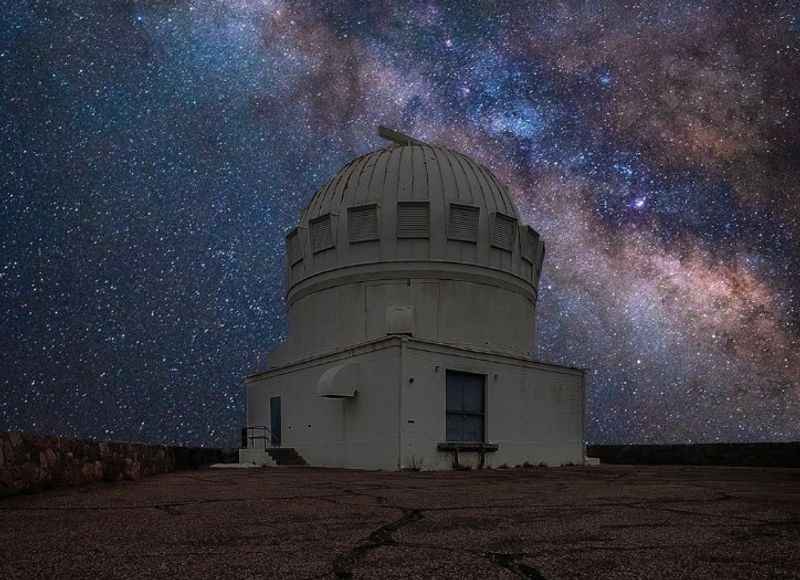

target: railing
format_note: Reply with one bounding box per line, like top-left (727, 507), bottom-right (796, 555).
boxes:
top-left (244, 425), bottom-right (277, 449)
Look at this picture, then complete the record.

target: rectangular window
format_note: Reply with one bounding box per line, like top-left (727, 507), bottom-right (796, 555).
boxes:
top-left (521, 226), bottom-right (539, 263)
top-left (448, 203), bottom-right (480, 243)
top-left (348, 204), bottom-right (379, 243)
top-left (446, 370), bottom-right (485, 442)
top-left (286, 228), bottom-right (302, 265)
top-left (397, 202), bottom-right (430, 238)
top-left (310, 214), bottom-right (335, 253)
top-left (491, 212), bottom-right (516, 251)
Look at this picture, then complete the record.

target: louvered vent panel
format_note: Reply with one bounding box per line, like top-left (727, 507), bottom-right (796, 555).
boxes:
top-left (286, 229), bottom-right (302, 264)
top-left (536, 241), bottom-right (546, 281)
top-left (348, 205), bottom-right (379, 243)
top-left (397, 202), bottom-right (430, 238)
top-left (448, 204), bottom-right (479, 242)
top-left (310, 214), bottom-right (334, 253)
top-left (522, 226), bottom-right (539, 263)
top-left (492, 213), bottom-right (516, 250)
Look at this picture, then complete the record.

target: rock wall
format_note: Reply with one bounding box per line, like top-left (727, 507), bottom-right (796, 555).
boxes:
top-left (0, 432), bottom-right (227, 498)
top-left (587, 442), bottom-right (800, 468)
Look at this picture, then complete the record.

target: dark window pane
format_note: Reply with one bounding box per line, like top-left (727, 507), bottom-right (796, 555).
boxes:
top-left (462, 379), bottom-right (484, 413)
top-left (462, 416), bottom-right (484, 442)
top-left (446, 377), bottom-right (462, 412)
top-left (446, 414), bottom-right (463, 441)
top-left (445, 370), bottom-right (486, 442)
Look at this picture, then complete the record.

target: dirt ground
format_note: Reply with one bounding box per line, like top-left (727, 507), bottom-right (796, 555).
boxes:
top-left (1, 464), bottom-right (798, 579)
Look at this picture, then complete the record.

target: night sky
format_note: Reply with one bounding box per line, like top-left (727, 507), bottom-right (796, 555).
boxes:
top-left (2, 1), bottom-right (798, 447)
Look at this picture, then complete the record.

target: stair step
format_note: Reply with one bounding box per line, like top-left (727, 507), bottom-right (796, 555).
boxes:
top-left (266, 447), bottom-right (307, 466)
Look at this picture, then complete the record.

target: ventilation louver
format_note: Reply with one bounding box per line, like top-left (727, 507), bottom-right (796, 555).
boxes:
top-left (491, 212), bottom-right (516, 251)
top-left (310, 214), bottom-right (335, 253)
top-left (448, 204), bottom-right (480, 243)
top-left (522, 226), bottom-right (540, 263)
top-left (348, 205), bottom-right (379, 243)
top-left (286, 228), bottom-right (302, 265)
top-left (536, 240), bottom-right (546, 281)
top-left (397, 202), bottom-right (430, 238)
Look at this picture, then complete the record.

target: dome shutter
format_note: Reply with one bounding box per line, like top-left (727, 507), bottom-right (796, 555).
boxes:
top-left (448, 204), bottom-right (480, 243)
top-left (397, 202), bottom-right (430, 238)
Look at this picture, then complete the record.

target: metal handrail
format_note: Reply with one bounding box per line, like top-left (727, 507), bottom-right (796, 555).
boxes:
top-left (246, 425), bottom-right (277, 449)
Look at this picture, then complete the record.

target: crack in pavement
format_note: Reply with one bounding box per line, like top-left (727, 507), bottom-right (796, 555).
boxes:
top-left (485, 551), bottom-right (546, 579)
top-left (332, 508), bottom-right (423, 578)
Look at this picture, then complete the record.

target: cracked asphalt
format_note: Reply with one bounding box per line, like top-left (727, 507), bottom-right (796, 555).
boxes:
top-left (1, 464), bottom-right (799, 579)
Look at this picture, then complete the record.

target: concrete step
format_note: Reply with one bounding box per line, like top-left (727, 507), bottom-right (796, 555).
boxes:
top-left (266, 447), bottom-right (307, 466)
top-left (238, 448), bottom-right (276, 466)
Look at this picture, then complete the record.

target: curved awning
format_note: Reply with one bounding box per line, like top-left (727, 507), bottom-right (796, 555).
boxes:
top-left (316, 362), bottom-right (360, 398)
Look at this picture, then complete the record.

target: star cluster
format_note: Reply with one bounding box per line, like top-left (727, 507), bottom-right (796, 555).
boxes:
top-left (1, 1), bottom-right (798, 446)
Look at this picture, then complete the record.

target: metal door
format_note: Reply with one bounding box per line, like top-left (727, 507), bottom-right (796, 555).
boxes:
top-left (270, 396), bottom-right (281, 446)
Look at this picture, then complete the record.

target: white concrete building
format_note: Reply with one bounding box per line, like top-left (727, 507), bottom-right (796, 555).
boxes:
top-left (241, 127), bottom-right (586, 470)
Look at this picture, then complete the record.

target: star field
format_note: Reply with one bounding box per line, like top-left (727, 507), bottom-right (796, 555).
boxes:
top-left (1, 1), bottom-right (798, 447)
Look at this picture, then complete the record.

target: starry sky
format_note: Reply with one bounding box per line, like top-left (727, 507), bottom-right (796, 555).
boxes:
top-left (2, 1), bottom-right (798, 447)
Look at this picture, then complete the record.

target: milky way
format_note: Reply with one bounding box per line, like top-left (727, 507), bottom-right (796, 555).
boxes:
top-left (1, 1), bottom-right (798, 446)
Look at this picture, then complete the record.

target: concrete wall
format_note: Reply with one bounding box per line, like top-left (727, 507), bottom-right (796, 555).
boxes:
top-left (588, 442), bottom-right (800, 468)
top-left (277, 265), bottom-right (537, 368)
top-left (248, 337), bottom-right (585, 471)
top-left (247, 338), bottom-right (402, 470)
top-left (0, 431), bottom-right (228, 497)
top-left (401, 339), bottom-right (585, 470)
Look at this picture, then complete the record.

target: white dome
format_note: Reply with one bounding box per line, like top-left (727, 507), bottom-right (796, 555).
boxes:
top-left (274, 129), bottom-right (545, 365)
top-left (303, 141), bottom-right (519, 222)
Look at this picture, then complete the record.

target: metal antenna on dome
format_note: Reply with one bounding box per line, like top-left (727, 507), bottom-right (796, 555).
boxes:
top-left (378, 126), bottom-right (427, 146)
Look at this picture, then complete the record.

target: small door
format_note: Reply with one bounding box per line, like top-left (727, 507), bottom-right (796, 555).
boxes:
top-left (270, 396), bottom-right (282, 446)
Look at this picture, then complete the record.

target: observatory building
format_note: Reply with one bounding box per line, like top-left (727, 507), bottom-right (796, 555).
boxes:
top-left (241, 128), bottom-right (586, 470)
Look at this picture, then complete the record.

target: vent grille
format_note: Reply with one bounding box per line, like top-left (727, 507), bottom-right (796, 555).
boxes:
top-left (310, 214), bottom-right (334, 253)
top-left (491, 212), bottom-right (516, 251)
top-left (536, 241), bottom-right (546, 281)
top-left (286, 229), bottom-right (302, 265)
top-left (448, 204), bottom-right (479, 242)
top-left (348, 205), bottom-right (379, 243)
top-left (397, 202), bottom-right (430, 238)
top-left (522, 226), bottom-right (539, 263)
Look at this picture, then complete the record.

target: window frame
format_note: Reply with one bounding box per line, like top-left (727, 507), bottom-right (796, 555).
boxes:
top-left (444, 369), bottom-right (487, 443)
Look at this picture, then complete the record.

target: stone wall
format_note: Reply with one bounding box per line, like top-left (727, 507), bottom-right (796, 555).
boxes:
top-left (0, 432), bottom-right (228, 498)
top-left (587, 442), bottom-right (800, 468)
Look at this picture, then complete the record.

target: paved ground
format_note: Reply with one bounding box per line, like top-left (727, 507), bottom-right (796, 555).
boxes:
top-left (1, 464), bottom-right (799, 579)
